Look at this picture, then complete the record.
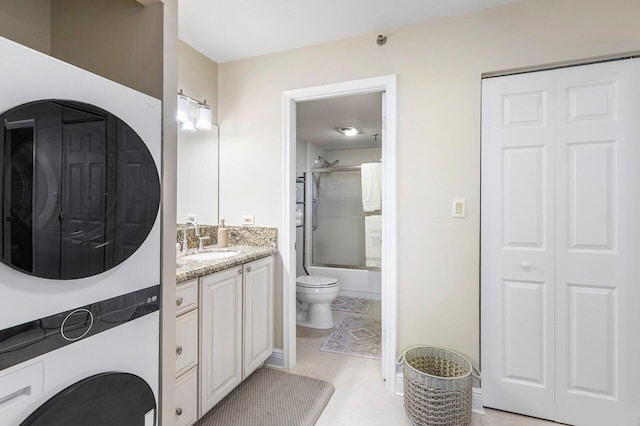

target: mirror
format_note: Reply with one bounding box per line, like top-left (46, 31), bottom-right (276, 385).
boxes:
top-left (0, 100), bottom-right (161, 280)
top-left (177, 124), bottom-right (219, 226)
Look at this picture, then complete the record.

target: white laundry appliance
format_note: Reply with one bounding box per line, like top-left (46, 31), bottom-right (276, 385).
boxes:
top-left (0, 37), bottom-right (162, 425)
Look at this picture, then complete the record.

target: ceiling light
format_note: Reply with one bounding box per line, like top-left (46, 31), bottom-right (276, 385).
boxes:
top-left (196, 103), bottom-right (212, 130)
top-left (336, 127), bottom-right (359, 137)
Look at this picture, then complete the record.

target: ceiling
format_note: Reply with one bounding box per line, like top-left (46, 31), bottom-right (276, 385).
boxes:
top-left (179, 0), bottom-right (521, 63)
top-left (297, 93), bottom-right (382, 150)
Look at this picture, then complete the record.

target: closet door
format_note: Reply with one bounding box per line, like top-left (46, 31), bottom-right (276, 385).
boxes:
top-left (554, 59), bottom-right (640, 426)
top-left (481, 70), bottom-right (557, 419)
top-left (483, 58), bottom-right (640, 425)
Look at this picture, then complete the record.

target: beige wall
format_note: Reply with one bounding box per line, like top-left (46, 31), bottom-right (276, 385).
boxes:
top-left (218, 0), bottom-right (640, 362)
top-left (0, 0), bottom-right (162, 99)
top-left (50, 0), bottom-right (163, 99)
top-left (179, 40), bottom-right (219, 124)
top-left (0, 0), bottom-right (51, 54)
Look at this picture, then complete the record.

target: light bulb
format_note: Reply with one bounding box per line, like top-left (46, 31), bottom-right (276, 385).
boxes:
top-left (177, 94), bottom-right (189, 123)
top-left (196, 104), bottom-right (212, 130)
top-left (180, 117), bottom-right (196, 132)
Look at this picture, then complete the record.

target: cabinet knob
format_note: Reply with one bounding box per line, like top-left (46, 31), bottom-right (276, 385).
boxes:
top-left (176, 407), bottom-right (183, 416)
top-left (520, 261), bottom-right (531, 272)
top-left (246, 266), bottom-right (252, 272)
top-left (176, 345), bottom-right (183, 355)
top-left (238, 268), bottom-right (243, 275)
top-left (176, 297), bottom-right (184, 307)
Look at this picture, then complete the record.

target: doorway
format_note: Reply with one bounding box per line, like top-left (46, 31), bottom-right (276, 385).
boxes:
top-left (282, 75), bottom-right (398, 391)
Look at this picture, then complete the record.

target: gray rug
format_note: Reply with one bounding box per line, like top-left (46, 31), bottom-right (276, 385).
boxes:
top-left (320, 315), bottom-right (382, 360)
top-left (195, 367), bottom-right (335, 426)
top-left (330, 295), bottom-right (373, 314)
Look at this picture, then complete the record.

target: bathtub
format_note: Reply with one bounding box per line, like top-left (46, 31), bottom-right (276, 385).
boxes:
top-left (307, 266), bottom-right (381, 300)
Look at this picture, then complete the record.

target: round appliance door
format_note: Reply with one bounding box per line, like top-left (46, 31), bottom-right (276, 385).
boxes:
top-left (0, 99), bottom-right (161, 280)
top-left (20, 373), bottom-right (156, 426)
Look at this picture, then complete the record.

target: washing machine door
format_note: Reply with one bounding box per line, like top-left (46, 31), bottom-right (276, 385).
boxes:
top-left (20, 372), bottom-right (156, 426)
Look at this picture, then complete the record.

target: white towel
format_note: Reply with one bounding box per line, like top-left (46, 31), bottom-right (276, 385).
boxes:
top-left (361, 162), bottom-right (382, 212)
top-left (365, 215), bottom-right (382, 268)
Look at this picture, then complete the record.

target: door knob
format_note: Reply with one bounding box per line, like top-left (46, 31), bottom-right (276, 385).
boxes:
top-left (520, 261), bottom-right (531, 272)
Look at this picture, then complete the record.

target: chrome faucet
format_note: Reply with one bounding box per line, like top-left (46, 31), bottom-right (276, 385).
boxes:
top-left (182, 220), bottom-right (199, 253)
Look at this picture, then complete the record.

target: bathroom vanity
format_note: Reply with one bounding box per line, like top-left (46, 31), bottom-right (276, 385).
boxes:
top-left (173, 245), bottom-right (276, 426)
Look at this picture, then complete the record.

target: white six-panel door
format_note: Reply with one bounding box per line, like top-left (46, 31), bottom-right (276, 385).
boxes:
top-left (481, 69), bottom-right (557, 420)
top-left (481, 59), bottom-right (640, 425)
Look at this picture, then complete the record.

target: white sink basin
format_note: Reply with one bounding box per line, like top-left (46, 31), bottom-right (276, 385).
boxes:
top-left (182, 251), bottom-right (238, 261)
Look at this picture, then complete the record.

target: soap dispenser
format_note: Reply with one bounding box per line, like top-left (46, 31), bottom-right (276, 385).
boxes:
top-left (218, 219), bottom-right (229, 248)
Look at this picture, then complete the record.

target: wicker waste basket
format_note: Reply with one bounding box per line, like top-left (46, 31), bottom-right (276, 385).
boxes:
top-left (397, 346), bottom-right (479, 426)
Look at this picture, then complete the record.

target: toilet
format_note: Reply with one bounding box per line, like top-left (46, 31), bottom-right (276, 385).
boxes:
top-left (296, 275), bottom-right (340, 329)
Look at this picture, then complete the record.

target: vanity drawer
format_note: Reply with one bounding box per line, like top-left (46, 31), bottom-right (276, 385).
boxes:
top-left (176, 309), bottom-right (198, 377)
top-left (176, 279), bottom-right (198, 316)
top-left (175, 366), bottom-right (198, 426)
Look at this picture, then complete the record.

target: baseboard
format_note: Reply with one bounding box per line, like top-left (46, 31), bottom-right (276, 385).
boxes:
top-left (265, 349), bottom-right (284, 369)
top-left (472, 387), bottom-right (485, 415)
top-left (394, 371), bottom-right (485, 415)
top-left (395, 372), bottom-right (404, 396)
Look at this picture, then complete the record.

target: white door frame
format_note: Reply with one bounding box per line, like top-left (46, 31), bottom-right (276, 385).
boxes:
top-left (281, 75), bottom-right (398, 392)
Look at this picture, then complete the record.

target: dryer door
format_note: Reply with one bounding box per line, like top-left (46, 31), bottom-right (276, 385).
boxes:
top-left (20, 372), bottom-right (156, 426)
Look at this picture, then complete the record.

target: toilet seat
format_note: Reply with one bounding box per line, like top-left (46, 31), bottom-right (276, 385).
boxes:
top-left (296, 275), bottom-right (338, 288)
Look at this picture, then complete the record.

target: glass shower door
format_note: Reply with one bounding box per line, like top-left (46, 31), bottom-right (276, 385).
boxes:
top-left (311, 169), bottom-right (365, 268)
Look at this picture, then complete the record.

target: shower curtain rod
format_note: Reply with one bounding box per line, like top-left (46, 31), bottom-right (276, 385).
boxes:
top-left (310, 163), bottom-right (380, 173)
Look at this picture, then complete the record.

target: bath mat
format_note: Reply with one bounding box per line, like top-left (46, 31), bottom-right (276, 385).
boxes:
top-left (195, 367), bottom-right (334, 426)
top-left (320, 315), bottom-right (382, 360)
top-left (330, 295), bottom-right (373, 314)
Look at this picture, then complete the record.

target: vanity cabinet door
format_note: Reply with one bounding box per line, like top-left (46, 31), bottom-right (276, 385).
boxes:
top-left (243, 256), bottom-right (274, 379)
top-left (175, 367), bottom-right (198, 426)
top-left (199, 267), bottom-right (243, 416)
top-left (175, 309), bottom-right (198, 377)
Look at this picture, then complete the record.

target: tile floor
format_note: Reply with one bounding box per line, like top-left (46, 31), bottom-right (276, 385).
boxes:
top-left (289, 299), bottom-right (560, 426)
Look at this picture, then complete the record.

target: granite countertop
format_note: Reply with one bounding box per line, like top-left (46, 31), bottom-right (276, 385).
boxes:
top-left (176, 245), bottom-right (277, 284)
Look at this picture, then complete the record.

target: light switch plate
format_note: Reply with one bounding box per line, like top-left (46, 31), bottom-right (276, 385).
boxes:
top-left (241, 215), bottom-right (255, 226)
top-left (452, 199), bottom-right (466, 218)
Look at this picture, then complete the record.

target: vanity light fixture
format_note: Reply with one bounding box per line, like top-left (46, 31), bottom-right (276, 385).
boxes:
top-left (196, 102), bottom-right (212, 130)
top-left (336, 126), bottom-right (359, 137)
top-left (177, 89), bottom-right (213, 132)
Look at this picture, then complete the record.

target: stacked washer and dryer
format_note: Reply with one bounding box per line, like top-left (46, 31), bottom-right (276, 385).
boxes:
top-left (0, 38), bottom-right (162, 425)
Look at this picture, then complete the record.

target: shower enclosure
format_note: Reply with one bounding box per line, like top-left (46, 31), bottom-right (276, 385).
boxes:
top-left (309, 165), bottom-right (379, 270)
